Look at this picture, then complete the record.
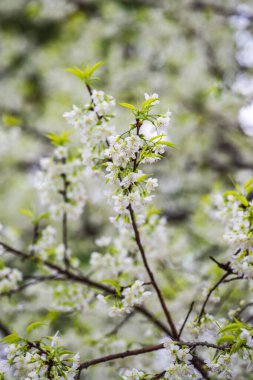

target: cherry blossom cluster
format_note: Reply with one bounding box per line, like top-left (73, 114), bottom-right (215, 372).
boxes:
top-left (0, 267), bottom-right (22, 295)
top-left (211, 181), bottom-right (253, 278)
top-left (28, 225), bottom-right (79, 267)
top-left (163, 338), bottom-right (201, 380)
top-left (97, 280), bottom-right (152, 317)
top-left (103, 95), bottom-right (172, 227)
top-left (34, 145), bottom-right (87, 221)
top-left (63, 89), bottom-right (116, 171)
top-left (50, 283), bottom-right (93, 312)
top-left (0, 332), bottom-right (79, 380)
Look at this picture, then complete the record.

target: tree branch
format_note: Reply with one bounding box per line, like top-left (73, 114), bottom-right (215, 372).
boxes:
top-left (178, 301), bottom-right (194, 338)
top-left (197, 272), bottom-right (230, 323)
top-left (79, 340), bottom-right (228, 371)
top-left (128, 204), bottom-right (178, 338)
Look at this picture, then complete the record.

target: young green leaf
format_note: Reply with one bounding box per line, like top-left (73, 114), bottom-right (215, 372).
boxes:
top-left (26, 321), bottom-right (47, 334)
top-left (1, 330), bottom-right (20, 345)
top-left (118, 102), bottom-right (136, 110)
top-left (19, 208), bottom-right (34, 219)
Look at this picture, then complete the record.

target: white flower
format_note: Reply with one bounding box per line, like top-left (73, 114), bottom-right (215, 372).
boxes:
top-left (97, 294), bottom-right (107, 305)
top-left (121, 368), bottom-right (145, 380)
top-left (145, 178), bottom-right (158, 193)
top-left (95, 236), bottom-right (111, 247)
top-left (122, 280), bottom-right (151, 309)
top-left (144, 92), bottom-right (160, 105)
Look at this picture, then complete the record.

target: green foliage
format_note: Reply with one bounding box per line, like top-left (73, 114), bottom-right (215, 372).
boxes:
top-left (19, 208), bottom-right (49, 225)
top-left (2, 114), bottom-right (21, 127)
top-left (1, 330), bottom-right (20, 345)
top-left (217, 320), bottom-right (249, 354)
top-left (26, 321), bottom-right (47, 334)
top-left (46, 131), bottom-right (71, 146)
top-left (101, 279), bottom-right (122, 296)
top-left (118, 102), bottom-right (136, 110)
top-left (66, 61), bottom-right (105, 85)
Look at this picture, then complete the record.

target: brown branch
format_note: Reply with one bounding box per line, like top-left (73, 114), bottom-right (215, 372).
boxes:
top-left (105, 313), bottom-right (135, 337)
top-left (79, 340), bottom-right (228, 371)
top-left (128, 204), bottom-right (177, 338)
top-left (0, 242), bottom-right (208, 377)
top-left (79, 343), bottom-right (164, 370)
top-left (198, 272), bottom-right (230, 323)
top-left (189, 1), bottom-right (253, 21)
top-left (61, 167), bottom-right (70, 269)
top-left (0, 241), bottom-right (112, 293)
top-left (0, 241), bottom-right (174, 340)
top-left (235, 302), bottom-right (253, 319)
top-left (178, 301), bottom-right (195, 339)
top-left (223, 276), bottom-right (245, 283)
top-left (209, 256), bottom-right (232, 273)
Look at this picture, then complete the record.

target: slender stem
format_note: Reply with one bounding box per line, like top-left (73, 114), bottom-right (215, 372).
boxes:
top-left (198, 272), bottom-right (230, 323)
top-left (178, 301), bottom-right (194, 339)
top-left (61, 163), bottom-right (70, 269)
top-left (235, 302), bottom-right (253, 319)
top-left (80, 343), bottom-right (164, 370)
top-left (30, 223), bottom-right (39, 256)
top-left (79, 340), bottom-right (228, 371)
top-left (128, 204), bottom-right (178, 338)
top-left (105, 313), bottom-right (135, 337)
top-left (86, 83), bottom-right (103, 121)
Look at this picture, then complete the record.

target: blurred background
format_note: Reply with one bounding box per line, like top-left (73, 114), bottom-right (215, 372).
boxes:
top-left (1, 0), bottom-right (253, 378)
top-left (1, 0), bottom-right (253, 254)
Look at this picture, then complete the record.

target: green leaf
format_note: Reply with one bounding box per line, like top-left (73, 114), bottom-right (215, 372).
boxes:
top-left (220, 321), bottom-right (243, 333)
top-left (2, 113), bottom-right (22, 127)
top-left (230, 339), bottom-right (244, 354)
top-left (46, 131), bottom-right (71, 146)
top-left (245, 184), bottom-right (253, 196)
top-left (223, 190), bottom-right (238, 197)
top-left (237, 195), bottom-right (249, 207)
top-left (244, 177), bottom-right (253, 190)
top-left (66, 62), bottom-right (104, 84)
top-left (156, 141), bottom-right (176, 148)
top-left (141, 98), bottom-right (158, 109)
top-left (223, 191), bottom-right (249, 207)
top-left (26, 321), bottom-right (47, 333)
top-left (1, 330), bottom-right (20, 345)
top-left (19, 208), bottom-right (34, 219)
top-left (149, 134), bottom-right (167, 142)
top-left (37, 212), bottom-right (49, 222)
top-left (101, 279), bottom-right (121, 296)
top-left (88, 61), bottom-right (105, 75)
top-left (217, 334), bottom-right (235, 344)
top-left (135, 174), bottom-right (150, 183)
top-left (65, 66), bottom-right (86, 80)
top-left (118, 102), bottom-right (136, 110)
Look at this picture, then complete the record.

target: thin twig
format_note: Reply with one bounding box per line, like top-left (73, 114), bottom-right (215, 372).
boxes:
top-left (61, 164), bottom-right (70, 269)
top-left (178, 301), bottom-right (195, 338)
top-left (105, 313), bottom-right (135, 337)
top-left (235, 302), bottom-right (253, 319)
top-left (198, 272), bottom-right (230, 323)
top-left (223, 276), bottom-right (244, 283)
